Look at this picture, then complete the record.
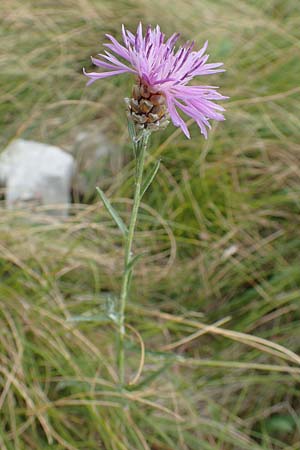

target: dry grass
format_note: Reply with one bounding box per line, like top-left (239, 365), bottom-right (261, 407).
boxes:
top-left (1, 0), bottom-right (300, 449)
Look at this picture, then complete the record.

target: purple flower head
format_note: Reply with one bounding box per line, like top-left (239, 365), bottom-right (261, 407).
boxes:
top-left (84, 23), bottom-right (228, 138)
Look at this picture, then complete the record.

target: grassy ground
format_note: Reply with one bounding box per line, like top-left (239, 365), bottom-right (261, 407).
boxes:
top-left (1, 0), bottom-right (300, 449)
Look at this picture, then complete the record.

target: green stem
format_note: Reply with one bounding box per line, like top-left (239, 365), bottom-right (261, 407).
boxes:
top-left (118, 129), bottom-right (150, 386)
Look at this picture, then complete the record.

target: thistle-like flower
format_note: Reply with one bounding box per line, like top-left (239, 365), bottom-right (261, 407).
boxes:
top-left (84, 23), bottom-right (227, 138)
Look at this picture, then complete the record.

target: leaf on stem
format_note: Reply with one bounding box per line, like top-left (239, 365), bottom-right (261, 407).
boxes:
top-left (127, 119), bottom-right (136, 142)
top-left (96, 187), bottom-right (128, 237)
top-left (125, 253), bottom-right (146, 274)
top-left (125, 253), bottom-right (147, 294)
top-left (140, 159), bottom-right (161, 199)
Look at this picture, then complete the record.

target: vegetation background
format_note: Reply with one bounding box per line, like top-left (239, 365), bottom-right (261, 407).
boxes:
top-left (1, 0), bottom-right (300, 449)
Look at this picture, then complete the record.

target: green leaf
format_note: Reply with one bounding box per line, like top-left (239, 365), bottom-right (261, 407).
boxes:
top-left (96, 187), bottom-right (128, 236)
top-left (124, 253), bottom-right (147, 293)
top-left (125, 253), bottom-right (146, 273)
top-left (127, 119), bottom-right (136, 142)
top-left (140, 159), bottom-right (161, 199)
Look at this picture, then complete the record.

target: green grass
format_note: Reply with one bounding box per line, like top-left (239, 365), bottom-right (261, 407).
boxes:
top-left (1, 0), bottom-right (300, 448)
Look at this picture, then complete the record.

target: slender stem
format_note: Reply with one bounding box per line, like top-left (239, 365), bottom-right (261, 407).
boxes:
top-left (118, 130), bottom-right (150, 385)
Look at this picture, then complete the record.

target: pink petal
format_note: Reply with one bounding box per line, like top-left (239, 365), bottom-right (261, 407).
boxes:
top-left (166, 94), bottom-right (190, 138)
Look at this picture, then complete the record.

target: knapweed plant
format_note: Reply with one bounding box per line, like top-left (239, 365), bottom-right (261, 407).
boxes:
top-left (84, 23), bottom-right (227, 386)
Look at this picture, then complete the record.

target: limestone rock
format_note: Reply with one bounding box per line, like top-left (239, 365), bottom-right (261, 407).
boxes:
top-left (0, 139), bottom-right (75, 216)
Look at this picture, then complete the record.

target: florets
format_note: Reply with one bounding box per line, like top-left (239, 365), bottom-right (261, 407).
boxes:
top-left (84, 23), bottom-right (228, 138)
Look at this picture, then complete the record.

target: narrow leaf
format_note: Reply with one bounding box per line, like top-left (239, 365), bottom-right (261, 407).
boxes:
top-left (96, 187), bottom-right (128, 236)
top-left (127, 119), bottom-right (136, 142)
top-left (125, 253), bottom-right (146, 274)
top-left (140, 159), bottom-right (161, 199)
top-left (125, 253), bottom-right (147, 293)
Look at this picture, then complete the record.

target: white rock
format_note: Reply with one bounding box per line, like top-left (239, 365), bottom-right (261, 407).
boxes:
top-left (0, 139), bottom-right (75, 216)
